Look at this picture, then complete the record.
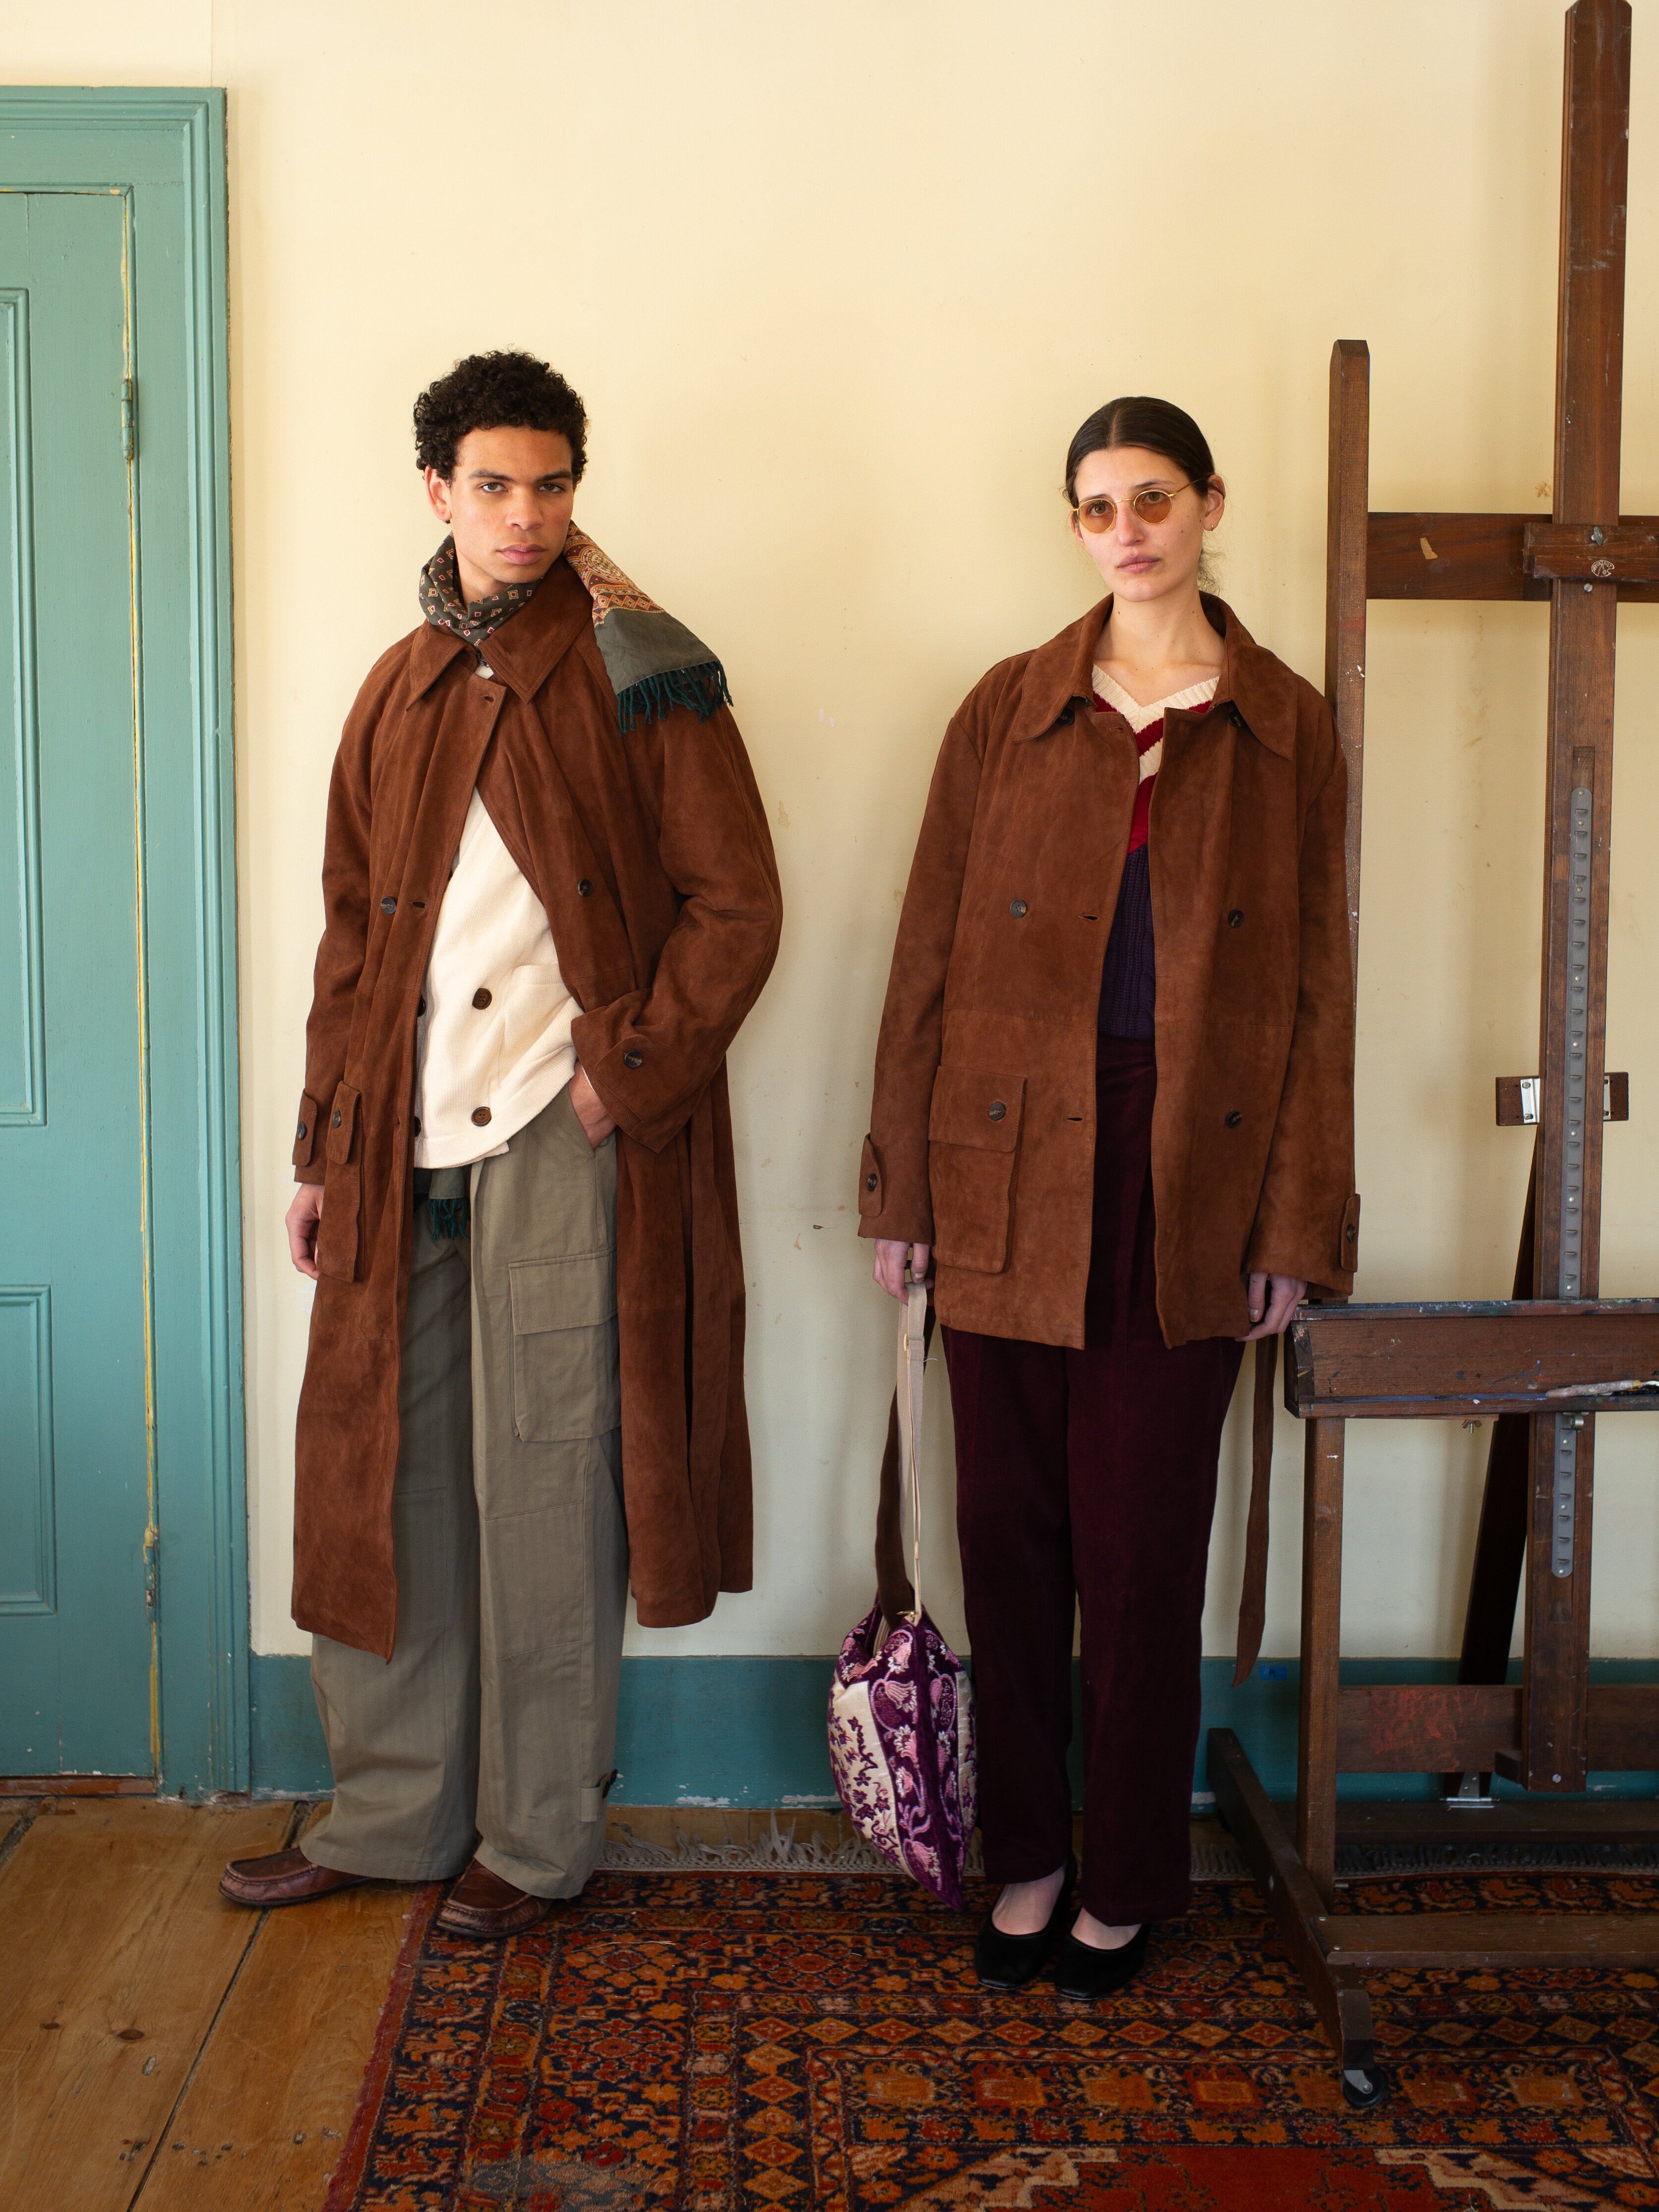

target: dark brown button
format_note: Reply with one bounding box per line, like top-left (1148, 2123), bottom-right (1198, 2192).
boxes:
top-left (1010, 899), bottom-right (1028, 917)
top-left (411, 1116), bottom-right (421, 1134)
top-left (623, 1050), bottom-right (644, 1069)
top-left (295, 1120), bottom-right (307, 1141)
top-left (331, 1110), bottom-right (342, 1129)
top-left (1224, 1109), bottom-right (1243, 1128)
top-left (988, 1100), bottom-right (1007, 1122)
top-left (472, 987), bottom-right (492, 1010)
top-left (1345, 1224), bottom-right (1357, 1242)
top-left (381, 896), bottom-right (397, 914)
top-left (865, 1173), bottom-right (878, 1191)
top-left (471, 1106), bottom-right (492, 1127)
top-left (1227, 909), bottom-right (1244, 928)
top-left (577, 878), bottom-right (592, 897)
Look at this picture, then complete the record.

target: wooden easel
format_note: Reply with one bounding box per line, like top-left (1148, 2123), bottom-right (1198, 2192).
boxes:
top-left (1209, 0), bottom-right (1659, 2103)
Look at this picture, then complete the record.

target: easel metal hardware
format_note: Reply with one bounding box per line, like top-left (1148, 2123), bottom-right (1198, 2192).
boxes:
top-left (1522, 521), bottom-right (1659, 581)
top-left (1207, 0), bottom-right (1652, 2085)
top-left (1495, 1071), bottom-right (1627, 1126)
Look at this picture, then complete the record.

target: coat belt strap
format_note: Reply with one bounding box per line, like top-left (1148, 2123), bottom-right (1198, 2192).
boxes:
top-left (1232, 1332), bottom-right (1279, 1688)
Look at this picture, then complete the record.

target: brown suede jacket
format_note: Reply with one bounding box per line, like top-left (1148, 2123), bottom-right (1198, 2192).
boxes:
top-left (291, 558), bottom-right (782, 1657)
top-left (859, 595), bottom-right (1358, 1350)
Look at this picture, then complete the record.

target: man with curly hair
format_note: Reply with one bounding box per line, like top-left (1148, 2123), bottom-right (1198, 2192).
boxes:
top-left (222, 351), bottom-right (782, 1935)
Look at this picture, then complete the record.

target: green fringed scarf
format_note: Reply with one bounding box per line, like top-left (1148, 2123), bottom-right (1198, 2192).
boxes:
top-left (419, 527), bottom-right (731, 736)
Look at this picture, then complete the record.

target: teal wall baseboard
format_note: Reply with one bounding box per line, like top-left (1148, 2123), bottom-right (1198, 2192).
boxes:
top-left (247, 1652), bottom-right (1659, 1808)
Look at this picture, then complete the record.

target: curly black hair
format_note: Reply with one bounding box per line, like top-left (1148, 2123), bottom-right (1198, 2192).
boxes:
top-left (413, 350), bottom-right (588, 482)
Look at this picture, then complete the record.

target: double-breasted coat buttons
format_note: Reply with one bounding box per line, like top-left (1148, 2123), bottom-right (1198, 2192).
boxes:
top-left (1224, 1109), bottom-right (1243, 1128)
top-left (380, 895), bottom-right (397, 914)
top-left (1227, 909), bottom-right (1244, 928)
top-left (577, 879), bottom-right (592, 897)
top-left (1010, 899), bottom-right (1028, 917)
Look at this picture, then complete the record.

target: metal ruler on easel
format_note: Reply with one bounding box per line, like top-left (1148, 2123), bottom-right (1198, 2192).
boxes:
top-left (1549, 785), bottom-right (1594, 1577)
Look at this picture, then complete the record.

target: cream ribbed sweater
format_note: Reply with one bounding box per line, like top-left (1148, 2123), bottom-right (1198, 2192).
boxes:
top-left (411, 790), bottom-right (581, 1169)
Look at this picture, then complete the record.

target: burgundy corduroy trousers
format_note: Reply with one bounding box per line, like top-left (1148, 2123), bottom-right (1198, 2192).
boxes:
top-left (942, 1037), bottom-right (1244, 1926)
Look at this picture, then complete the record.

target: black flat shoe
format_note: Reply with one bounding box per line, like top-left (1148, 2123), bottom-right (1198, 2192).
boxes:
top-left (1053, 1921), bottom-right (1151, 2001)
top-left (974, 1856), bottom-right (1076, 1990)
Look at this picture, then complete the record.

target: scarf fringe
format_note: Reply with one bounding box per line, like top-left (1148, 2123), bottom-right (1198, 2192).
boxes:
top-left (615, 660), bottom-right (732, 736)
top-left (427, 1195), bottom-right (470, 1242)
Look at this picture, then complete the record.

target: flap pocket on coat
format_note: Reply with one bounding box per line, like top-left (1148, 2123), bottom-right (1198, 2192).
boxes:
top-left (509, 1249), bottom-right (620, 1442)
top-left (928, 1066), bottom-right (1026, 1150)
top-left (927, 1067), bottom-right (1027, 1275)
top-left (325, 1082), bottom-right (360, 1165)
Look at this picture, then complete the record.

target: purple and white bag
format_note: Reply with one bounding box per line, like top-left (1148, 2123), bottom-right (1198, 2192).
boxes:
top-left (828, 1282), bottom-right (976, 1910)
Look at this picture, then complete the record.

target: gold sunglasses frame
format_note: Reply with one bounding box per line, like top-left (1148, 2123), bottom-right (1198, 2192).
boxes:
top-left (1072, 481), bottom-right (1197, 534)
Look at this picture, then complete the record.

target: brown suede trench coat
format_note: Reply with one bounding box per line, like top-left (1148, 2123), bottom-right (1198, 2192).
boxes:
top-left (291, 558), bottom-right (782, 1658)
top-left (859, 595), bottom-right (1358, 1350)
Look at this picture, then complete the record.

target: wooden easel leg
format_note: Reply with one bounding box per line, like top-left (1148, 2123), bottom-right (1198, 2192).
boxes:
top-left (1297, 1417), bottom-right (1345, 1903)
top-left (1209, 1729), bottom-right (1376, 2082)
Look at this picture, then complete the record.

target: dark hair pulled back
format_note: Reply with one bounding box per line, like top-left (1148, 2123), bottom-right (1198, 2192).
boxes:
top-left (1063, 395), bottom-right (1216, 509)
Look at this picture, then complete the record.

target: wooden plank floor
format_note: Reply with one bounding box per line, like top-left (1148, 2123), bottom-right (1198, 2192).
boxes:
top-left (0, 1797), bottom-right (1250, 2210)
top-left (0, 1799), bottom-right (413, 2212)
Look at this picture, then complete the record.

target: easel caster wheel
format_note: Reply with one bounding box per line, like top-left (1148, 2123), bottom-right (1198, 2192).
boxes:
top-left (1341, 2065), bottom-right (1386, 2110)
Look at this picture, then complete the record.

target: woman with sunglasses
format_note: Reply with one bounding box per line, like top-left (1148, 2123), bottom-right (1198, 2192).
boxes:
top-left (858, 395), bottom-right (1357, 2000)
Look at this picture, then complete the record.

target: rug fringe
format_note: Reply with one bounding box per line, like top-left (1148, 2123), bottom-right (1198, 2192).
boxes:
top-left (602, 1820), bottom-right (1659, 1882)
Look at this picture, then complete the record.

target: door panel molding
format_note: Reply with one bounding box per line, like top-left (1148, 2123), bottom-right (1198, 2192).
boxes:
top-left (0, 92), bottom-right (243, 1793)
top-left (0, 1286), bottom-right (55, 1615)
top-left (0, 285), bottom-right (46, 1127)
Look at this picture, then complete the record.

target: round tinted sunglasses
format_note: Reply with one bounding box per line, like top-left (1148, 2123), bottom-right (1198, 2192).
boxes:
top-left (1073, 481), bottom-right (1197, 533)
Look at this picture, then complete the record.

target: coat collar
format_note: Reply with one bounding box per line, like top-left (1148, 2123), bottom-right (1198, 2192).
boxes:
top-left (1009, 593), bottom-right (1300, 759)
top-left (405, 555), bottom-right (595, 705)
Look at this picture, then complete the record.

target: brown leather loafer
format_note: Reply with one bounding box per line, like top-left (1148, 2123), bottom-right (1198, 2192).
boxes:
top-left (220, 1846), bottom-right (369, 1909)
top-left (435, 1856), bottom-right (553, 1939)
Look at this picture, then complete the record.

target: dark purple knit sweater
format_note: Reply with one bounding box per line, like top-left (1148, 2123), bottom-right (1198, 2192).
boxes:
top-left (1097, 844), bottom-right (1155, 1040)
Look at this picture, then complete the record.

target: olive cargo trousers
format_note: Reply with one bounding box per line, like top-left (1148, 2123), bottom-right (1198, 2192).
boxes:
top-left (302, 1087), bottom-right (628, 1899)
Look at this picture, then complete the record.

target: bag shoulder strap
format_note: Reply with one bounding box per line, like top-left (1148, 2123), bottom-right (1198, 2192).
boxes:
top-left (873, 1280), bottom-right (932, 1623)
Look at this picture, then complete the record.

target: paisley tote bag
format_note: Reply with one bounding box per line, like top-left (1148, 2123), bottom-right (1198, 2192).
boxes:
top-left (827, 1281), bottom-right (977, 1909)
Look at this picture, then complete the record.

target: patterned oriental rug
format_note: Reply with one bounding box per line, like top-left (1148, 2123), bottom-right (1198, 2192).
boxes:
top-left (324, 1870), bottom-right (1659, 2212)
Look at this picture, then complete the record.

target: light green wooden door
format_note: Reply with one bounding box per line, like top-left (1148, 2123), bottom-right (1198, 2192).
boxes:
top-left (0, 190), bottom-right (154, 1775)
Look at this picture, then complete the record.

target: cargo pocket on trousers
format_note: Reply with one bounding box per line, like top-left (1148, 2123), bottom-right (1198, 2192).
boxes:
top-left (509, 1247), bottom-right (620, 1443)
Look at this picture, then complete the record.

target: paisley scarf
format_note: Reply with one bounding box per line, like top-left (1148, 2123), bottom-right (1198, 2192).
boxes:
top-left (420, 526), bottom-right (731, 734)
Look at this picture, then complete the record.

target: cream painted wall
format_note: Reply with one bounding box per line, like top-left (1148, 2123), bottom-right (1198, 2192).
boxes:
top-left (8, 0), bottom-right (1659, 1664)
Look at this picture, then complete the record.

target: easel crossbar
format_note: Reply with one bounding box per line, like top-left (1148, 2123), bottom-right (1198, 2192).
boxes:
top-left (1289, 1300), bottom-right (1659, 1418)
